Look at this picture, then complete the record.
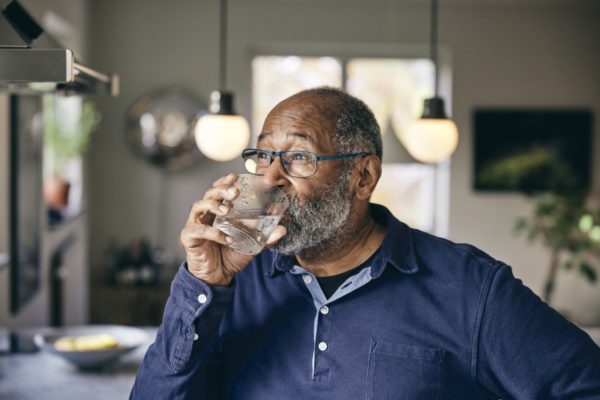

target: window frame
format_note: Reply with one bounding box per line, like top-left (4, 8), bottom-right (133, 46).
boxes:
top-left (247, 42), bottom-right (453, 237)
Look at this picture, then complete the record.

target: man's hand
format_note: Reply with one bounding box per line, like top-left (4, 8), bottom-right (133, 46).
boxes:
top-left (179, 173), bottom-right (286, 286)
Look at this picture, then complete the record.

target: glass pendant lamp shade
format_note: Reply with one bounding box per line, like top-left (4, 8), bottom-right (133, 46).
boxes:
top-left (404, 0), bottom-right (459, 164)
top-left (194, 0), bottom-right (249, 162)
top-left (194, 91), bottom-right (249, 161)
top-left (194, 114), bottom-right (249, 161)
top-left (404, 96), bottom-right (458, 163)
top-left (405, 118), bottom-right (458, 163)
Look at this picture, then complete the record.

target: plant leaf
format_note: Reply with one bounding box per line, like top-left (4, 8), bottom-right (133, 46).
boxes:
top-left (579, 262), bottom-right (597, 283)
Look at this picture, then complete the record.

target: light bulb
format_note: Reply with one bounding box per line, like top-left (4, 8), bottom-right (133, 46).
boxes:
top-left (404, 118), bottom-right (459, 163)
top-left (194, 114), bottom-right (250, 161)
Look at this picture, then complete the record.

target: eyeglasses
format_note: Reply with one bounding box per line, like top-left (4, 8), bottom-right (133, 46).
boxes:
top-left (242, 148), bottom-right (371, 178)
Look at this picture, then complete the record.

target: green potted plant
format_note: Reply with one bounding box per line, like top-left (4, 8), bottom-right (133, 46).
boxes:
top-left (515, 194), bottom-right (600, 306)
top-left (43, 95), bottom-right (101, 208)
top-left (477, 145), bottom-right (600, 325)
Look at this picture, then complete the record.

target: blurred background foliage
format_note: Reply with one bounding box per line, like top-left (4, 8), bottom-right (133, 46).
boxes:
top-left (480, 146), bottom-right (600, 305)
top-left (515, 194), bottom-right (600, 304)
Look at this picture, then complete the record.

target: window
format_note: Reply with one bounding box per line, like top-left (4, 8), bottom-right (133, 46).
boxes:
top-left (252, 56), bottom-right (342, 136)
top-left (252, 54), bottom-right (447, 235)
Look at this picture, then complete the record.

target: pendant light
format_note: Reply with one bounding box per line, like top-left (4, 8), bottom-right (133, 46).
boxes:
top-left (404, 0), bottom-right (459, 164)
top-left (194, 0), bottom-right (250, 161)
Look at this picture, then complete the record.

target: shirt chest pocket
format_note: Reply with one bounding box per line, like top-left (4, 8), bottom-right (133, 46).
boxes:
top-left (366, 338), bottom-right (446, 400)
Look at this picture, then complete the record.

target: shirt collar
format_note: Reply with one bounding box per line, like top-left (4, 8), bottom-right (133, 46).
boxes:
top-left (267, 204), bottom-right (419, 278)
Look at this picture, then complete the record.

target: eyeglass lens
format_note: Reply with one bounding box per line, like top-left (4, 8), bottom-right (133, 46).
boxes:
top-left (244, 150), bottom-right (317, 178)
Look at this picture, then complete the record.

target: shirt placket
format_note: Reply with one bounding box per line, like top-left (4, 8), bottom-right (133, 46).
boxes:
top-left (290, 265), bottom-right (374, 382)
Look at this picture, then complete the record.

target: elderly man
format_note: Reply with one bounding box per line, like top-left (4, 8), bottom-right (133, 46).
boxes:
top-left (131, 87), bottom-right (600, 399)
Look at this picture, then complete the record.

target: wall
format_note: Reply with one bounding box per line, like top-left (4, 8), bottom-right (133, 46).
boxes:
top-left (446, 2), bottom-right (600, 324)
top-left (88, 0), bottom-right (600, 323)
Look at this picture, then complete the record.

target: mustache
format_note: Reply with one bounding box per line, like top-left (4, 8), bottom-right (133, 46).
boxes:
top-left (279, 195), bottom-right (302, 224)
top-left (270, 176), bottom-right (352, 255)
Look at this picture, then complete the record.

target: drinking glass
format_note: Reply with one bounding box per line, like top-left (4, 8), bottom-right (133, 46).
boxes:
top-left (213, 174), bottom-right (289, 255)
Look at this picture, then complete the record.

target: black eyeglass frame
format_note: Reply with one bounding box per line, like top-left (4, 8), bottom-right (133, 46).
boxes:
top-left (241, 148), bottom-right (371, 178)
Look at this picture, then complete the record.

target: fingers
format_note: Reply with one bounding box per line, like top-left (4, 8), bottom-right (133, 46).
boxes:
top-left (186, 175), bottom-right (240, 225)
top-left (212, 173), bottom-right (238, 188)
top-left (265, 225), bottom-right (287, 246)
top-left (180, 223), bottom-right (233, 248)
top-left (187, 198), bottom-right (228, 225)
top-left (203, 185), bottom-right (239, 203)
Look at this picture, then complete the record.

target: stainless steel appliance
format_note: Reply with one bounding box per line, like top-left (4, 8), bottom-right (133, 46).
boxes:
top-left (0, 0), bottom-right (119, 95)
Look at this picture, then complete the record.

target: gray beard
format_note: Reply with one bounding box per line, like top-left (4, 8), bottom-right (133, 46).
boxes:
top-left (272, 174), bottom-right (352, 256)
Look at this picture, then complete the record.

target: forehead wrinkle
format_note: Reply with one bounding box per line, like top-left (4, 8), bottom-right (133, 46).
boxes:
top-left (287, 131), bottom-right (312, 142)
top-left (260, 96), bottom-right (340, 151)
top-left (257, 131), bottom-right (271, 143)
top-left (257, 131), bottom-right (314, 147)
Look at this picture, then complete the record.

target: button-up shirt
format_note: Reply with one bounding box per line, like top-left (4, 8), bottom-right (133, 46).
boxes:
top-left (131, 205), bottom-right (600, 399)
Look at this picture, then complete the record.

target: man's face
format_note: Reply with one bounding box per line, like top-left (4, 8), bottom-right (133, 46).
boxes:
top-left (257, 95), bottom-right (354, 255)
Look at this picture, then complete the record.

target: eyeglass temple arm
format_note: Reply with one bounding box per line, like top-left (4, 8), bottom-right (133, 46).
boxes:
top-left (316, 152), bottom-right (370, 161)
top-left (244, 149), bottom-right (369, 162)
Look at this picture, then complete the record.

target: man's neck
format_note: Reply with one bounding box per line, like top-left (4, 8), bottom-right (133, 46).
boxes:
top-left (296, 205), bottom-right (386, 277)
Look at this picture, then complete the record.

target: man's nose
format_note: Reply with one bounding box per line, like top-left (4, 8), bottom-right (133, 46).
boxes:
top-left (262, 155), bottom-right (289, 188)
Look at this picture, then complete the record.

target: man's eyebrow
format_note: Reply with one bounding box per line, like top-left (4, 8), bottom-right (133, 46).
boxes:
top-left (256, 131), bottom-right (314, 144)
top-left (288, 131), bottom-right (312, 142)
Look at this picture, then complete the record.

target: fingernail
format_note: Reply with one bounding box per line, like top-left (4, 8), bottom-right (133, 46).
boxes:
top-left (227, 187), bottom-right (237, 195)
top-left (219, 204), bottom-right (228, 214)
top-left (226, 236), bottom-right (233, 244)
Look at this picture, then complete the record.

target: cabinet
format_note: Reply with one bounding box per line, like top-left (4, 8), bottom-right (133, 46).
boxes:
top-left (88, 238), bottom-right (179, 326)
top-left (46, 213), bottom-right (89, 327)
top-left (0, 93), bottom-right (89, 334)
top-left (90, 284), bottom-right (170, 326)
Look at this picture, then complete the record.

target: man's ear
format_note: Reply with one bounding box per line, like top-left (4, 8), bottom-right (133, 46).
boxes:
top-left (352, 155), bottom-right (382, 201)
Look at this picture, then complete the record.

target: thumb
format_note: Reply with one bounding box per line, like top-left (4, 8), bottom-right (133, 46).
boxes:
top-left (265, 225), bottom-right (287, 247)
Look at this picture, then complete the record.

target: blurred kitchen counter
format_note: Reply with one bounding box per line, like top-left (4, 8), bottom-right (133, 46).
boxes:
top-left (0, 327), bottom-right (157, 400)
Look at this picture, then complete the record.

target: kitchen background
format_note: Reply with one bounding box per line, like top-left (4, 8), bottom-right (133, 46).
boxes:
top-left (1, 0), bottom-right (600, 348)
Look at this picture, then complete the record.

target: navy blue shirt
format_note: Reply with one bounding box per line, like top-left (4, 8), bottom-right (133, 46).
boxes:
top-left (131, 205), bottom-right (600, 399)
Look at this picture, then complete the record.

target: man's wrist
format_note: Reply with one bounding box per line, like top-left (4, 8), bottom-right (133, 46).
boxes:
top-left (186, 265), bottom-right (232, 287)
top-left (200, 275), bottom-right (233, 287)
top-left (175, 264), bottom-right (235, 311)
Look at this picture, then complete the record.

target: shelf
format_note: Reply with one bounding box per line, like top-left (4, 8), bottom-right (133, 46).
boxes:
top-left (90, 284), bottom-right (170, 326)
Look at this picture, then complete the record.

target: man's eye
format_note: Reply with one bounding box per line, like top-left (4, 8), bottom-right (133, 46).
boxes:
top-left (290, 152), bottom-right (311, 162)
top-left (256, 151), bottom-right (270, 160)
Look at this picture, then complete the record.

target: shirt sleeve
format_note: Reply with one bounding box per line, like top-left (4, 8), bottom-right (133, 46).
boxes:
top-left (474, 263), bottom-right (600, 399)
top-left (130, 263), bottom-right (235, 400)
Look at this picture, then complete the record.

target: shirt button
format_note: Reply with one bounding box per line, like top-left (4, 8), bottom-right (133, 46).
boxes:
top-left (320, 305), bottom-right (329, 315)
top-left (318, 342), bottom-right (328, 351)
top-left (197, 294), bottom-right (208, 304)
top-left (303, 275), bottom-right (313, 284)
top-left (193, 333), bottom-right (199, 341)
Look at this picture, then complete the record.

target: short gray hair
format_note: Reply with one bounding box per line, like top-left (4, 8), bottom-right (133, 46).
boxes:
top-left (298, 87), bottom-right (383, 161)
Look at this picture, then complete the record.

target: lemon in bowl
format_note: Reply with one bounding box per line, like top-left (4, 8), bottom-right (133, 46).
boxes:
top-left (34, 325), bottom-right (148, 369)
top-left (53, 333), bottom-right (120, 352)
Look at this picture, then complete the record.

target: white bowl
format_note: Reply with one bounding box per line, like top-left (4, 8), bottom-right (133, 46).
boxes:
top-left (34, 325), bottom-right (148, 369)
